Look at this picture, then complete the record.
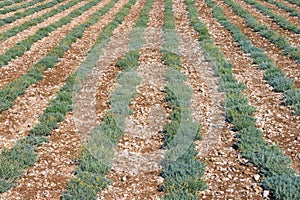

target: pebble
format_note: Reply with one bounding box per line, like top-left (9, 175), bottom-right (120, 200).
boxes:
top-left (263, 190), bottom-right (270, 198)
top-left (254, 174), bottom-right (260, 181)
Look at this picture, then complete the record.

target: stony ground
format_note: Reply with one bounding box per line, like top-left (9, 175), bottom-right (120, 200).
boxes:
top-left (0, 0), bottom-right (299, 199)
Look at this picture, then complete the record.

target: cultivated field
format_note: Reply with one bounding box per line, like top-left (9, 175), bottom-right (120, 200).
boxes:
top-left (0, 0), bottom-right (299, 199)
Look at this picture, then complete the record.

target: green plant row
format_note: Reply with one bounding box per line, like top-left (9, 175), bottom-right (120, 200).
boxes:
top-left (0, 0), bottom-right (44, 15)
top-left (0, 0), bottom-right (98, 68)
top-left (208, 0), bottom-right (300, 114)
top-left (62, 50), bottom-right (141, 200)
top-left (263, 0), bottom-right (300, 19)
top-left (186, 0), bottom-right (300, 199)
top-left (283, 0), bottom-right (300, 6)
top-left (223, 0), bottom-right (300, 63)
top-left (63, 0), bottom-right (157, 198)
top-left (243, 0), bottom-right (300, 33)
top-left (0, 0), bottom-right (65, 27)
top-left (0, 0), bottom-right (115, 114)
top-left (0, 0), bottom-right (82, 42)
top-left (0, 0), bottom-right (24, 9)
top-left (0, 0), bottom-right (138, 193)
top-left (161, 0), bottom-right (206, 199)
top-left (161, 65), bottom-right (207, 200)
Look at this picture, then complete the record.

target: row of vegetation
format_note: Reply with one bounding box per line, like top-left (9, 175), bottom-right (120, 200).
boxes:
top-left (262, 0), bottom-right (300, 19)
top-left (283, 0), bottom-right (300, 7)
top-left (209, 0), bottom-right (300, 114)
top-left (0, 0), bottom-right (98, 67)
top-left (62, 0), bottom-right (156, 198)
top-left (243, 0), bottom-right (300, 33)
top-left (0, 0), bottom-right (119, 113)
top-left (222, 0), bottom-right (300, 63)
top-left (0, 0), bottom-right (123, 193)
top-left (0, 0), bottom-right (24, 10)
top-left (63, 51), bottom-right (140, 200)
top-left (187, 0), bottom-right (300, 199)
top-left (161, 0), bottom-right (206, 199)
top-left (0, 0), bottom-right (82, 42)
top-left (0, 0), bottom-right (44, 15)
top-left (0, 0), bottom-right (65, 27)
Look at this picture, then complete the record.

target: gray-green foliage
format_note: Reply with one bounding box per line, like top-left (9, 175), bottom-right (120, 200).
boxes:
top-left (0, 0), bottom-right (119, 113)
top-left (0, 0), bottom-right (65, 27)
top-left (0, 136), bottom-right (47, 192)
top-left (0, 0), bottom-right (100, 67)
top-left (0, 0), bottom-right (82, 41)
top-left (0, 0), bottom-right (24, 10)
top-left (244, 0), bottom-right (300, 33)
top-left (63, 0), bottom-right (157, 197)
top-left (223, 0), bottom-right (300, 63)
top-left (262, 174), bottom-right (300, 200)
top-left (186, 0), bottom-right (299, 198)
top-left (0, 0), bottom-right (44, 15)
top-left (262, 0), bottom-right (300, 19)
top-left (282, 0), bottom-right (300, 7)
top-left (161, 0), bottom-right (206, 198)
top-left (0, 0), bottom-right (123, 194)
top-left (204, 0), bottom-right (299, 114)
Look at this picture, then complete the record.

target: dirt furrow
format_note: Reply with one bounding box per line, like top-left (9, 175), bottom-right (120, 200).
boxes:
top-left (277, 0), bottom-right (300, 12)
top-left (237, 0), bottom-right (300, 47)
top-left (0, 67), bottom-right (121, 199)
top-left (0, 0), bottom-right (101, 91)
top-left (0, 0), bottom-right (50, 20)
top-left (257, 0), bottom-right (300, 26)
top-left (0, 112), bottom-right (80, 200)
top-left (0, 0), bottom-right (33, 10)
top-left (0, 0), bottom-right (67, 33)
top-left (0, 0), bottom-right (142, 198)
top-left (201, 0), bottom-right (300, 178)
top-left (173, 0), bottom-right (225, 160)
top-left (100, 0), bottom-right (166, 199)
top-left (214, 0), bottom-right (300, 87)
top-left (173, 0), bottom-right (265, 199)
top-left (0, 0), bottom-right (123, 152)
top-left (0, 0), bottom-right (76, 54)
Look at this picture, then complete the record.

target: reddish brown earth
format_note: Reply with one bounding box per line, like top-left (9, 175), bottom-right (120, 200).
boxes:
top-left (0, 0), bottom-right (69, 33)
top-left (256, 0), bottom-right (300, 27)
top-left (177, 0), bottom-right (265, 199)
top-left (0, 0), bottom-right (78, 54)
top-left (100, 0), bottom-right (166, 199)
top-left (0, 0), bottom-right (52, 19)
top-left (214, 0), bottom-right (300, 87)
top-left (0, 0), bottom-right (118, 152)
top-left (275, 0), bottom-right (300, 12)
top-left (235, 0), bottom-right (300, 46)
top-left (199, 0), bottom-right (300, 172)
top-left (0, 0), bottom-right (94, 90)
top-left (0, 0), bottom-right (299, 199)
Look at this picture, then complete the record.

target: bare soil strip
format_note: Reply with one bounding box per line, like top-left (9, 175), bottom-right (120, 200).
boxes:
top-left (174, 0), bottom-right (265, 199)
top-left (0, 0), bottom-right (76, 54)
top-left (214, 0), bottom-right (300, 87)
top-left (201, 0), bottom-right (300, 176)
top-left (237, 0), bottom-right (300, 47)
top-left (0, 0), bottom-right (122, 152)
top-left (279, 0), bottom-right (300, 12)
top-left (0, 0), bottom-right (102, 91)
top-left (99, 1), bottom-right (166, 199)
top-left (0, 0), bottom-right (33, 10)
top-left (173, 0), bottom-right (225, 161)
top-left (0, 0), bottom-right (144, 198)
top-left (257, 0), bottom-right (300, 26)
top-left (0, 0), bottom-right (67, 33)
top-left (0, 0), bottom-right (50, 20)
